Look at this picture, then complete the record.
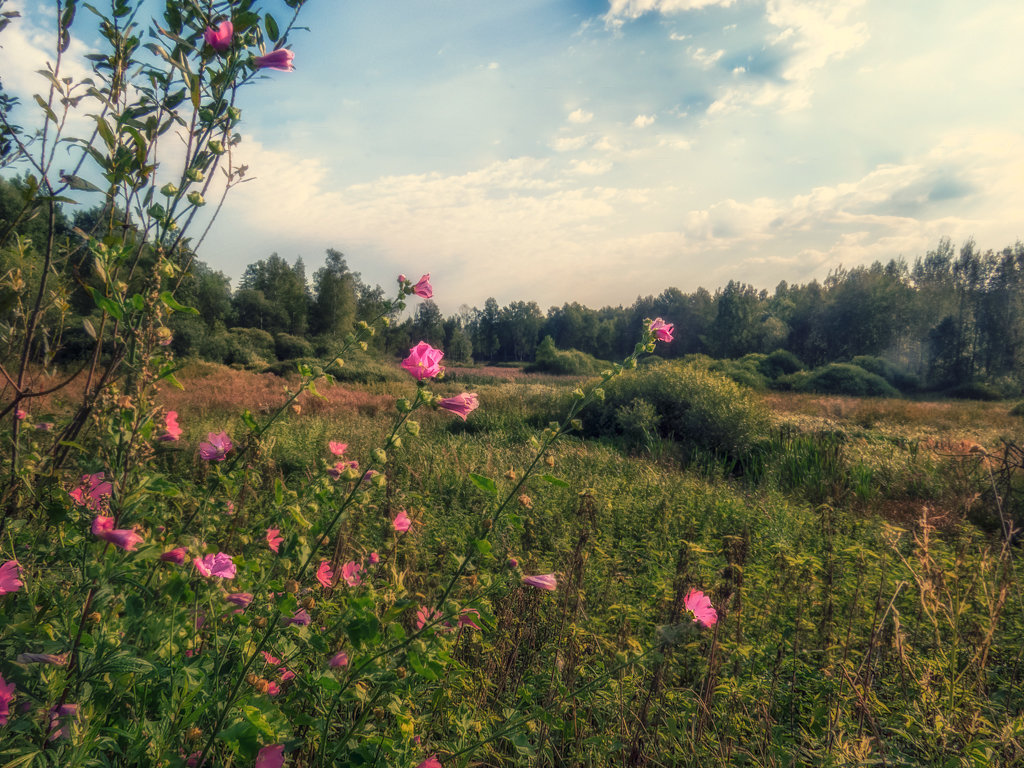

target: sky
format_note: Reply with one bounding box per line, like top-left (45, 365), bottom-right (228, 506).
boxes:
top-left (2, 0), bottom-right (1023, 313)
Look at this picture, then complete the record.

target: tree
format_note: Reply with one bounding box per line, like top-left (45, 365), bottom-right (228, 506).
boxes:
top-left (238, 253), bottom-right (309, 335)
top-left (310, 249), bottom-right (357, 340)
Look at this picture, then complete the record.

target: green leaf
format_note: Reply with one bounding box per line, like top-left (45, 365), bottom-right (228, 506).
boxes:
top-left (62, 174), bottom-right (101, 192)
top-left (468, 472), bottom-right (497, 496)
top-left (274, 478), bottom-right (284, 506)
top-left (264, 13), bottom-right (280, 42)
top-left (82, 317), bottom-right (97, 339)
top-left (474, 539), bottom-right (492, 557)
top-left (159, 291), bottom-right (198, 314)
top-left (241, 409), bottom-right (258, 430)
top-left (407, 649), bottom-right (438, 681)
top-left (540, 474), bottom-right (570, 488)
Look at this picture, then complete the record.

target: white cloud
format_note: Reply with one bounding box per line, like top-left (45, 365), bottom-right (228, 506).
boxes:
top-left (690, 47), bottom-right (724, 69)
top-left (568, 108), bottom-right (593, 124)
top-left (571, 158), bottom-right (613, 175)
top-left (632, 114), bottom-right (656, 128)
top-left (604, 0), bottom-right (736, 28)
top-left (551, 135), bottom-right (591, 151)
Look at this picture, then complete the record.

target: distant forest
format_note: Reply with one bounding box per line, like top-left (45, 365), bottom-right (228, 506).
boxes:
top-left (2, 175), bottom-right (1023, 395)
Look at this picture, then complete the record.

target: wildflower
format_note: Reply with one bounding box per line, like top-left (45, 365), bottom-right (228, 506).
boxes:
top-left (518, 494), bottom-right (533, 510)
top-left (159, 411), bottom-right (182, 442)
top-left (327, 459), bottom-right (359, 480)
top-left (48, 703), bottom-right (77, 740)
top-left (256, 744), bottom-right (285, 768)
top-left (262, 652), bottom-right (282, 666)
top-left (522, 573), bottom-right (557, 591)
top-left (401, 341), bottom-right (444, 381)
top-left (254, 48), bottom-right (295, 71)
top-left (70, 472), bottom-right (112, 511)
top-left (437, 392), bottom-right (479, 421)
top-left (160, 547), bottom-right (187, 564)
top-left (265, 681), bottom-right (281, 696)
top-left (279, 669), bottom-right (295, 682)
top-left (203, 20), bottom-right (233, 51)
top-left (328, 440), bottom-right (348, 457)
top-left (198, 431), bottom-right (232, 461)
top-left (368, 551), bottom-right (380, 564)
top-left (287, 608), bottom-right (311, 626)
top-left (412, 273), bottom-right (432, 299)
top-left (329, 650), bottom-right (349, 668)
top-left (226, 592), bottom-right (253, 607)
top-left (415, 605), bottom-right (443, 630)
top-left (392, 509), bottom-right (412, 533)
top-left (194, 552), bottom-right (237, 579)
top-left (341, 561), bottom-right (363, 587)
top-left (266, 528), bottom-right (283, 554)
top-left (683, 589), bottom-right (717, 627)
top-left (316, 561), bottom-right (333, 588)
top-left (0, 560), bottom-right (22, 595)
top-left (417, 756), bottom-right (442, 768)
top-left (91, 516), bottom-right (144, 551)
top-left (0, 674), bottom-right (13, 725)
top-left (458, 608), bottom-right (482, 631)
top-left (506, 556), bottom-right (519, 569)
top-left (14, 409), bottom-right (27, 420)
top-left (16, 653), bottom-right (67, 665)
top-left (649, 317), bottom-right (674, 343)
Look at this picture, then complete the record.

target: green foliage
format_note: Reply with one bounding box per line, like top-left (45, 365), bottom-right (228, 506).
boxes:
top-left (275, 332), bottom-right (314, 360)
top-left (589, 360), bottom-right (770, 461)
top-left (760, 348), bottom-right (805, 378)
top-left (944, 381), bottom-right (1004, 401)
top-left (1011, 401), bottom-right (1024, 417)
top-left (708, 353), bottom-right (770, 390)
top-left (526, 335), bottom-right (605, 375)
top-left (796, 362), bottom-right (900, 397)
top-left (851, 354), bottom-right (920, 392)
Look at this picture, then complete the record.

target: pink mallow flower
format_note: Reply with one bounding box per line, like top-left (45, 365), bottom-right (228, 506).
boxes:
top-left (417, 756), bottom-right (442, 768)
top-left (437, 392), bottom-right (479, 421)
top-left (194, 552), bottom-right (236, 579)
top-left (159, 411), bottom-right (182, 442)
top-left (91, 516), bottom-right (144, 551)
top-left (256, 744), bottom-right (285, 768)
top-left (522, 573), bottom-right (557, 591)
top-left (226, 592), bottom-right (253, 607)
top-left (203, 20), bottom-right (233, 52)
top-left (48, 703), bottom-right (77, 740)
top-left (316, 561), bottom-right (334, 588)
top-left (266, 528), bottom-right (283, 554)
top-left (412, 274), bottom-right (432, 299)
top-left (254, 48), bottom-right (294, 71)
top-left (401, 341), bottom-right (444, 381)
top-left (70, 472), bottom-right (112, 511)
top-left (0, 674), bottom-right (13, 725)
top-left (198, 431), bottom-right (232, 461)
top-left (16, 652), bottom-right (67, 665)
top-left (327, 460), bottom-right (359, 480)
top-left (160, 547), bottom-right (187, 564)
top-left (287, 609), bottom-right (311, 627)
top-left (341, 561), bottom-right (363, 587)
top-left (415, 605), bottom-right (444, 631)
top-left (328, 440), bottom-right (348, 457)
top-left (368, 551), bottom-right (380, 564)
top-left (0, 560), bottom-right (22, 595)
top-left (649, 317), bottom-right (674, 343)
top-left (329, 650), bottom-right (349, 668)
top-left (458, 608), bottom-right (482, 631)
top-left (392, 509), bottom-right (412, 533)
top-left (683, 589), bottom-right (718, 627)
top-left (14, 409), bottom-right (27, 420)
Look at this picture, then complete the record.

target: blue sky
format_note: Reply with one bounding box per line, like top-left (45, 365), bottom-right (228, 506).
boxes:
top-left (3, 0), bottom-right (1023, 312)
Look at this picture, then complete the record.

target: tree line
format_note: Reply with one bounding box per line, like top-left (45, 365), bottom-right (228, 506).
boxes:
top-left (1, 175), bottom-right (1022, 391)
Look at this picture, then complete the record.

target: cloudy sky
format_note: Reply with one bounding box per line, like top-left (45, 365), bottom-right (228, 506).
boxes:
top-left (3, 1), bottom-right (1023, 312)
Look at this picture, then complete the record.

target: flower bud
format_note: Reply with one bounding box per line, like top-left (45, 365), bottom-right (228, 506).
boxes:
top-left (185, 168), bottom-right (204, 182)
top-left (570, 419), bottom-right (583, 432)
top-left (160, 182), bottom-right (178, 196)
top-left (405, 420), bottom-right (420, 436)
top-left (544, 455), bottom-right (555, 467)
top-left (301, 596), bottom-right (316, 610)
top-left (187, 191), bottom-right (205, 206)
top-left (207, 139), bottom-right (224, 154)
top-left (285, 579), bottom-right (300, 594)
top-left (373, 448), bottom-right (387, 465)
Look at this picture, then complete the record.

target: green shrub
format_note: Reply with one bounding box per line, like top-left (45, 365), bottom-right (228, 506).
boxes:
top-left (796, 363), bottom-right (899, 397)
top-left (275, 332), bottom-right (315, 360)
top-left (760, 349), bottom-right (805, 379)
top-left (709, 355), bottom-right (769, 391)
top-left (527, 335), bottom-right (605, 375)
top-left (1010, 401), bottom-right (1024, 417)
top-left (851, 355), bottom-right (919, 393)
top-left (945, 381), bottom-right (1003, 401)
top-left (588, 360), bottom-right (770, 461)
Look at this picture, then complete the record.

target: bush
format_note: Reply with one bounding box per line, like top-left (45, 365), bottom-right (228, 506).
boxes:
top-left (710, 355), bottom-right (769, 391)
top-left (851, 355), bottom-right (919, 393)
top-left (796, 363), bottom-right (900, 398)
top-left (1010, 401), bottom-right (1024, 417)
top-left (945, 381), bottom-right (1003, 401)
top-left (588, 360), bottom-right (770, 461)
top-left (275, 332), bottom-right (315, 360)
top-left (527, 335), bottom-right (605, 375)
top-left (760, 349), bottom-right (805, 379)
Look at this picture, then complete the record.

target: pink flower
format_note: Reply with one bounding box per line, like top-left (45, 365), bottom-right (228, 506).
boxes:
top-left (398, 274), bottom-right (407, 285)
top-left (262, 652), bottom-right (282, 666)
top-left (266, 681), bottom-right (281, 696)
top-left (16, 652), bottom-right (67, 665)
top-left (266, 528), bottom-right (283, 554)
top-left (522, 573), bottom-right (557, 591)
top-left (199, 431), bottom-right (232, 461)
top-left (458, 608), bottom-right (482, 631)
top-left (0, 674), bottom-right (13, 725)
top-left (256, 744), bottom-right (285, 768)
top-left (392, 509), bottom-right (412, 533)
top-left (279, 669), bottom-right (295, 682)
top-left (91, 516), bottom-right (144, 551)
top-left (412, 274), bottom-right (432, 299)
top-left (417, 756), bottom-right (442, 768)
top-left (506, 556), bottom-right (519, 569)
top-left (194, 552), bottom-right (236, 579)
top-left (316, 561), bottom-right (333, 588)
top-left (48, 703), bottom-right (77, 740)
top-left (329, 650), bottom-right (349, 668)
top-left (226, 592), bottom-right (253, 607)
top-left (368, 551), bottom-right (380, 564)
top-left (401, 341), bottom-right (444, 381)
top-left (649, 317), bottom-right (674, 343)
top-left (14, 409), bottom-right (27, 420)
top-left (683, 589), bottom-right (717, 627)
top-left (328, 441), bottom-right (348, 457)
top-left (70, 472), bottom-right (113, 511)
top-left (341, 561), bottom-right (363, 587)
top-left (0, 560), bottom-right (22, 595)
top-left (254, 48), bottom-right (294, 71)
top-left (159, 411), bottom-right (182, 442)
top-left (160, 547), bottom-right (187, 564)
top-left (437, 392), bottom-right (479, 421)
top-left (415, 605), bottom-right (442, 630)
top-left (288, 609), bottom-right (311, 626)
top-left (203, 20), bottom-right (233, 51)
top-left (327, 459), bottom-right (359, 480)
